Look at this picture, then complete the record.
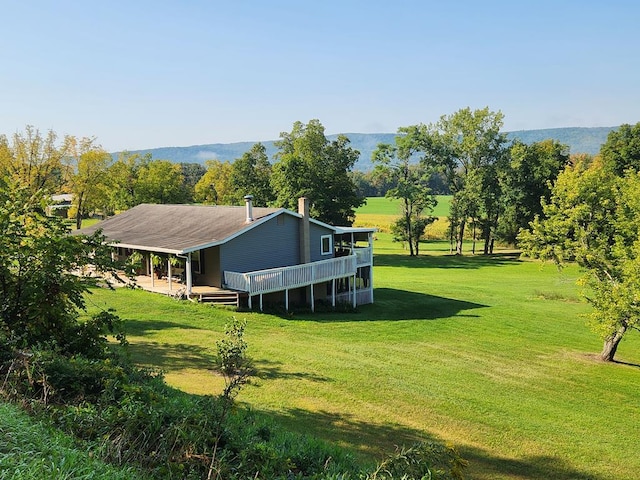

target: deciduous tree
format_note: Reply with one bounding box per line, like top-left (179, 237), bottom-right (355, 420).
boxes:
top-left (497, 139), bottom-right (570, 245)
top-left (435, 107), bottom-right (509, 254)
top-left (194, 160), bottom-right (233, 204)
top-left (227, 143), bottom-right (274, 206)
top-left (519, 155), bottom-right (640, 362)
top-left (372, 126), bottom-right (437, 256)
top-left (271, 119), bottom-right (363, 225)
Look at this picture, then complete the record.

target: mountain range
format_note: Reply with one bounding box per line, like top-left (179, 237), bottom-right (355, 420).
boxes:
top-left (118, 126), bottom-right (616, 171)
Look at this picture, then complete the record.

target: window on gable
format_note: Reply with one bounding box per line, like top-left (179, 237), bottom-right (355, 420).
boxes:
top-left (321, 235), bottom-right (332, 255)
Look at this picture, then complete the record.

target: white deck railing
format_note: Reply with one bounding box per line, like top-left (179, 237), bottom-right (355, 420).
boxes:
top-left (224, 255), bottom-right (358, 296)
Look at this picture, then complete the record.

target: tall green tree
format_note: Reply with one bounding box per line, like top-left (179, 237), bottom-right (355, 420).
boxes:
top-left (372, 126), bottom-right (437, 256)
top-left (497, 139), bottom-right (570, 245)
top-left (271, 119), bottom-right (363, 225)
top-left (435, 107), bottom-right (509, 254)
top-left (135, 160), bottom-right (187, 204)
top-left (599, 123), bottom-right (640, 175)
top-left (227, 143), bottom-right (274, 206)
top-left (179, 162), bottom-right (207, 202)
top-left (63, 136), bottom-right (113, 228)
top-left (106, 152), bottom-right (151, 211)
top-left (519, 155), bottom-right (640, 362)
top-left (194, 160), bottom-right (233, 204)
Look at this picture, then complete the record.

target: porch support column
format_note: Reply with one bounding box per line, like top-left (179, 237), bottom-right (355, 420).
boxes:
top-left (167, 259), bottom-right (172, 291)
top-left (369, 232), bottom-right (374, 303)
top-left (248, 295), bottom-right (252, 310)
top-left (260, 294), bottom-right (263, 312)
top-left (150, 254), bottom-right (155, 288)
top-left (185, 254), bottom-right (193, 295)
top-left (285, 289), bottom-right (289, 311)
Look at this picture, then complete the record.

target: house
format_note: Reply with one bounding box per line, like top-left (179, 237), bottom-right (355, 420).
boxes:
top-left (48, 194), bottom-right (73, 218)
top-left (78, 196), bottom-right (375, 311)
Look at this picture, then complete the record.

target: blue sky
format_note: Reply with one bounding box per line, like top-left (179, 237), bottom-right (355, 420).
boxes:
top-left (1, 0), bottom-right (638, 151)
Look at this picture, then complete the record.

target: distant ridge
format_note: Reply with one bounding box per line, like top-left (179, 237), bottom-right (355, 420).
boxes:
top-left (116, 126), bottom-right (616, 171)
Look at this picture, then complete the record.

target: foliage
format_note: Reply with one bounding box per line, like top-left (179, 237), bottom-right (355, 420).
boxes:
top-left (497, 139), bottom-right (571, 245)
top-left (180, 162), bottom-right (207, 201)
top-left (599, 122), bottom-right (640, 175)
top-left (226, 143), bottom-right (275, 206)
top-left (0, 178), bottom-right (129, 354)
top-left (63, 136), bottom-right (113, 228)
top-left (519, 152), bottom-right (640, 361)
top-left (0, 125), bottom-right (69, 194)
top-left (366, 442), bottom-right (467, 480)
top-left (0, 402), bottom-right (143, 480)
top-left (194, 159), bottom-right (234, 204)
top-left (434, 107), bottom-right (509, 254)
top-left (372, 127), bottom-right (438, 256)
top-left (134, 159), bottom-right (188, 204)
top-left (271, 119), bottom-right (364, 225)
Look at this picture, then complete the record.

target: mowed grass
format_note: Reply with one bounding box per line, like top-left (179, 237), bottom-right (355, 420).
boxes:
top-left (84, 234), bottom-right (640, 480)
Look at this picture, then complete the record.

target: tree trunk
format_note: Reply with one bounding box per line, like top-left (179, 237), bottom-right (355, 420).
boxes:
top-left (600, 324), bottom-right (627, 362)
top-left (75, 192), bottom-right (84, 230)
top-left (456, 220), bottom-right (466, 255)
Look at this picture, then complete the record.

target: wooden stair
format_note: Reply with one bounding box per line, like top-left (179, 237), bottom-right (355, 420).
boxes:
top-left (195, 291), bottom-right (241, 307)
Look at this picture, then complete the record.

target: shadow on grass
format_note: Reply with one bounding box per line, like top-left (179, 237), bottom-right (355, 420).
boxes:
top-left (255, 407), bottom-right (605, 479)
top-left (123, 319), bottom-right (205, 336)
top-left (256, 408), bottom-right (605, 480)
top-left (255, 407), bottom-right (429, 461)
top-left (460, 446), bottom-right (607, 480)
top-left (292, 288), bottom-right (488, 322)
top-left (252, 358), bottom-right (331, 382)
top-left (127, 341), bottom-right (216, 371)
top-left (374, 252), bottom-right (522, 269)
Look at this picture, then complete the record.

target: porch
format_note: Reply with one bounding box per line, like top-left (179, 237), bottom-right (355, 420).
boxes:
top-left (132, 275), bottom-right (245, 306)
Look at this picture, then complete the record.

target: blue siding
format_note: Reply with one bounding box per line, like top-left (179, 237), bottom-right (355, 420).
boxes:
top-left (309, 222), bottom-right (335, 262)
top-left (220, 213), bottom-right (300, 273)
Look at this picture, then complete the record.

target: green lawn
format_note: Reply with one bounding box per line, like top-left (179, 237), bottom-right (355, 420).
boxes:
top-left (83, 235), bottom-right (640, 480)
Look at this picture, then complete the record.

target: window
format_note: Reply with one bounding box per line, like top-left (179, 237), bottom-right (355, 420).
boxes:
top-left (321, 235), bottom-right (332, 255)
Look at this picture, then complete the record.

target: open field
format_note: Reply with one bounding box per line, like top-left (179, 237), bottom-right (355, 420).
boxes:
top-left (355, 196), bottom-right (452, 235)
top-left (83, 233), bottom-right (640, 480)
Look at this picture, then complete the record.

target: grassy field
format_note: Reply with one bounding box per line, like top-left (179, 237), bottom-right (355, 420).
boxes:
top-left (82, 233), bottom-right (640, 480)
top-left (355, 196), bottom-right (452, 236)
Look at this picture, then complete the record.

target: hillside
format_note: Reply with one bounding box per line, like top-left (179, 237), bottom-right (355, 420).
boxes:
top-left (117, 126), bottom-right (616, 171)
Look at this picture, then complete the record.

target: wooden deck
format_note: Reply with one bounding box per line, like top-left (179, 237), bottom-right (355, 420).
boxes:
top-left (133, 275), bottom-right (244, 306)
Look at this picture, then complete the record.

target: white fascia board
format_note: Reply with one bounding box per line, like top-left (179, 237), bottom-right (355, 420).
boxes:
top-left (107, 242), bottom-right (182, 255)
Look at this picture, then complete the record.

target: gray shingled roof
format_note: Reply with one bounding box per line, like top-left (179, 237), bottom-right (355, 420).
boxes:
top-left (78, 203), bottom-right (283, 253)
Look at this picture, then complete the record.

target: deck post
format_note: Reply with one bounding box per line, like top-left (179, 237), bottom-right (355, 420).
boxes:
top-left (331, 278), bottom-right (335, 307)
top-left (248, 295), bottom-right (252, 310)
top-left (352, 274), bottom-right (357, 308)
top-left (311, 283), bottom-right (315, 312)
top-left (260, 294), bottom-right (263, 311)
top-left (285, 289), bottom-right (289, 311)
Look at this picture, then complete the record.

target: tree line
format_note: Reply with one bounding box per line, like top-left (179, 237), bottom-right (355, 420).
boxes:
top-left (0, 120), bottom-right (364, 228)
